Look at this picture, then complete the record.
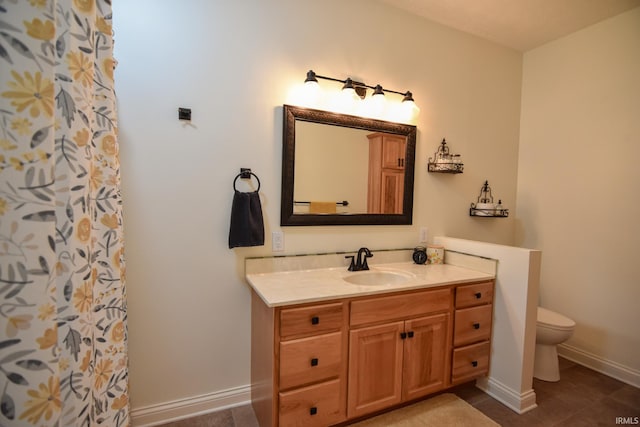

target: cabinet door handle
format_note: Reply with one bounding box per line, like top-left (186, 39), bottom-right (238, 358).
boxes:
top-left (471, 360), bottom-right (478, 367)
top-left (400, 332), bottom-right (407, 340)
top-left (311, 316), bottom-right (319, 325)
top-left (407, 331), bottom-right (414, 338)
top-left (475, 292), bottom-right (482, 299)
top-left (310, 407), bottom-right (317, 416)
top-left (473, 323), bottom-right (480, 329)
top-left (310, 358), bottom-right (318, 367)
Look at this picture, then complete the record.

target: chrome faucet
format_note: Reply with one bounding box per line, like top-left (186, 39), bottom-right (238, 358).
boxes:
top-left (346, 247), bottom-right (373, 271)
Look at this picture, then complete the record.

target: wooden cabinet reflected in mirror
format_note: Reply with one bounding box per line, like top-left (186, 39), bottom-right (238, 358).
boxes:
top-left (281, 105), bottom-right (417, 226)
top-left (367, 132), bottom-right (406, 214)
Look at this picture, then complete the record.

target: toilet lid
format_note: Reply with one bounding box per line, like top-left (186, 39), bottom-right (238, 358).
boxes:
top-left (538, 307), bottom-right (575, 328)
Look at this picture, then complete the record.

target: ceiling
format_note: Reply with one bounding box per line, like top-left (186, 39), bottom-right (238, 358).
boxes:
top-left (380, 0), bottom-right (640, 51)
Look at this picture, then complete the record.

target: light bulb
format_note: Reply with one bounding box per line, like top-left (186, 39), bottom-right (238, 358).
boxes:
top-left (336, 82), bottom-right (360, 114)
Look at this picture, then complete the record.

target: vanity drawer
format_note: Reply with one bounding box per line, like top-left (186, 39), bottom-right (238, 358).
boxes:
top-left (279, 332), bottom-right (342, 390)
top-left (279, 378), bottom-right (344, 427)
top-left (452, 341), bottom-right (490, 383)
top-left (454, 304), bottom-right (492, 346)
top-left (350, 288), bottom-right (451, 327)
top-left (280, 302), bottom-right (344, 339)
top-left (455, 281), bottom-right (494, 308)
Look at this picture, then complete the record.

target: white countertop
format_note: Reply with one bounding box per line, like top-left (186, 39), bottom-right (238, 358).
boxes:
top-left (246, 261), bottom-right (495, 307)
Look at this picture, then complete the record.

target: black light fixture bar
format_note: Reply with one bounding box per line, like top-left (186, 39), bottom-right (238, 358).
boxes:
top-left (305, 70), bottom-right (414, 101)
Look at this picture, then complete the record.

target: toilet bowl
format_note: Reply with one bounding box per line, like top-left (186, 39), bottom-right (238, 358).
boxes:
top-left (534, 306), bottom-right (575, 382)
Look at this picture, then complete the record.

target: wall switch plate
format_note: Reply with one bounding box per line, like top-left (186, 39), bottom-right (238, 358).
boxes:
top-left (272, 231), bottom-right (284, 252)
top-left (419, 227), bottom-right (428, 243)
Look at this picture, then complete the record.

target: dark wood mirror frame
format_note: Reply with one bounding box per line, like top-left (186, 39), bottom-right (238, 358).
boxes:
top-left (281, 104), bottom-right (417, 226)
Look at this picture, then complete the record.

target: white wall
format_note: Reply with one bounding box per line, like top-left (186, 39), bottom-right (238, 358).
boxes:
top-left (517, 7), bottom-right (640, 384)
top-left (113, 0), bottom-right (523, 419)
top-left (436, 237), bottom-right (541, 414)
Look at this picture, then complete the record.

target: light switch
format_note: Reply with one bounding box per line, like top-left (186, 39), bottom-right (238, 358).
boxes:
top-left (272, 231), bottom-right (284, 252)
top-left (419, 227), bottom-right (428, 243)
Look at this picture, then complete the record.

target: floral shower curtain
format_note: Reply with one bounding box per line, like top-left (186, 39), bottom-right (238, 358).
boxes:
top-left (1, 1), bottom-right (129, 426)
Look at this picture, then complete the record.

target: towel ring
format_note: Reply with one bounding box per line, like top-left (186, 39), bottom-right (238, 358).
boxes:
top-left (233, 171), bottom-right (261, 192)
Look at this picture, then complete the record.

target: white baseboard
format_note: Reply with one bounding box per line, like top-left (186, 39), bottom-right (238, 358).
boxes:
top-left (130, 384), bottom-right (251, 427)
top-left (475, 376), bottom-right (538, 414)
top-left (558, 343), bottom-right (640, 388)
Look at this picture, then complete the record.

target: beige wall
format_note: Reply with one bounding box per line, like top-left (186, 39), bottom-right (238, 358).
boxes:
top-left (114, 0), bottom-right (522, 414)
top-left (517, 8), bottom-right (640, 379)
top-left (294, 123), bottom-right (368, 213)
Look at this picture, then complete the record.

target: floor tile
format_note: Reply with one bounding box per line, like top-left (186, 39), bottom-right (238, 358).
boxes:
top-left (609, 383), bottom-right (640, 409)
top-left (231, 405), bottom-right (260, 427)
top-left (562, 395), bottom-right (639, 426)
top-left (157, 409), bottom-right (234, 427)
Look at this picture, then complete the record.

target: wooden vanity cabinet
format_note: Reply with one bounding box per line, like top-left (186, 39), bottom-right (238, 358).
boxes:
top-left (250, 279), bottom-right (494, 427)
top-left (347, 288), bottom-right (452, 419)
top-left (451, 281), bottom-right (494, 384)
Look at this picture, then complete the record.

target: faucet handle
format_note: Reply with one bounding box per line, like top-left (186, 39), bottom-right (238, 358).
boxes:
top-left (345, 255), bottom-right (356, 271)
top-left (363, 249), bottom-right (373, 270)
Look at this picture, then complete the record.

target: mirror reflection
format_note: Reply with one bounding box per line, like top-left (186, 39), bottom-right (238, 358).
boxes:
top-left (281, 105), bottom-right (417, 226)
top-left (294, 122), bottom-right (369, 214)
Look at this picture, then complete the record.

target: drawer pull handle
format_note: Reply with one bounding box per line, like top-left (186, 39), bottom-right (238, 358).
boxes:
top-left (472, 360), bottom-right (478, 367)
top-left (311, 316), bottom-right (319, 325)
top-left (310, 407), bottom-right (317, 416)
top-left (310, 358), bottom-right (319, 367)
top-left (473, 323), bottom-right (480, 329)
top-left (475, 292), bottom-right (482, 299)
top-left (407, 331), bottom-right (414, 338)
top-left (400, 332), bottom-right (407, 340)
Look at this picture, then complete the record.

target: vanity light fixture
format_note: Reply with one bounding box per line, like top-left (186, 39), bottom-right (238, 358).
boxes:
top-left (302, 70), bottom-right (419, 121)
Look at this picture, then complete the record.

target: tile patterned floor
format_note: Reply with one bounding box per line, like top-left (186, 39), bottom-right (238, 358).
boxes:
top-left (157, 358), bottom-right (640, 426)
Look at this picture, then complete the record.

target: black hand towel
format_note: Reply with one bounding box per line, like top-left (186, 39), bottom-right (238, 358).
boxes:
top-left (228, 190), bottom-right (265, 248)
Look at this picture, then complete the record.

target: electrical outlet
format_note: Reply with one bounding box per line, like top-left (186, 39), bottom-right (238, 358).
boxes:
top-left (419, 227), bottom-right (428, 243)
top-left (272, 231), bottom-right (284, 252)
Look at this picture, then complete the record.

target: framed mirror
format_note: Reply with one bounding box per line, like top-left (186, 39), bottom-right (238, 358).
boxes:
top-left (281, 104), bottom-right (417, 226)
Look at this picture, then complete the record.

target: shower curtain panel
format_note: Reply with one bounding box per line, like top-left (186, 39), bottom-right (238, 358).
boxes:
top-left (1, 1), bottom-right (129, 426)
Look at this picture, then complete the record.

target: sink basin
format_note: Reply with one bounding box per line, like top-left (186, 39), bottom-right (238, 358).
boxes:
top-left (344, 269), bottom-right (414, 286)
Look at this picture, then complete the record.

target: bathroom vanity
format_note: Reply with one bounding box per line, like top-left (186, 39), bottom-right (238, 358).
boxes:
top-left (247, 256), bottom-right (495, 427)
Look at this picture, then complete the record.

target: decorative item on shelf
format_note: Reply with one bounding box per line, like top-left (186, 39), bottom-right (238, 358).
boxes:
top-left (470, 180), bottom-right (509, 217)
top-left (428, 138), bottom-right (464, 173)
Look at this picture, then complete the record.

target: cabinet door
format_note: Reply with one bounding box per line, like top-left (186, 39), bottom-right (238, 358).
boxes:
top-left (402, 313), bottom-right (450, 401)
top-left (380, 169), bottom-right (404, 214)
top-left (348, 321), bottom-right (404, 418)
top-left (381, 136), bottom-right (407, 170)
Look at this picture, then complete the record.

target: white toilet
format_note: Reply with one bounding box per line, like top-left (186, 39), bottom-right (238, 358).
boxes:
top-left (534, 306), bottom-right (576, 382)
